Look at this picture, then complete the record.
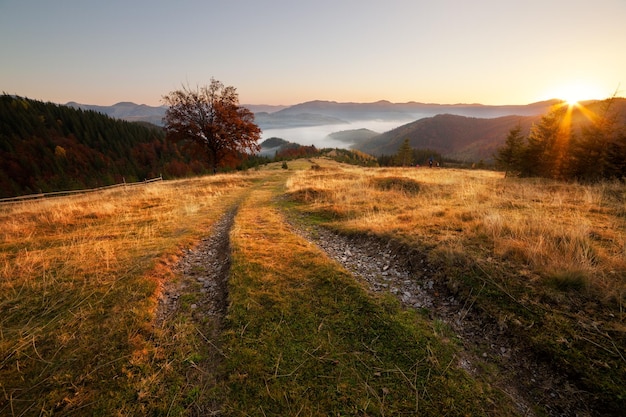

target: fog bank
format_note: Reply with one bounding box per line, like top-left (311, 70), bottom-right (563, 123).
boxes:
top-left (261, 119), bottom-right (414, 149)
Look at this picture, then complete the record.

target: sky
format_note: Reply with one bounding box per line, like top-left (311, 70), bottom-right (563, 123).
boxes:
top-left (1, 0), bottom-right (625, 107)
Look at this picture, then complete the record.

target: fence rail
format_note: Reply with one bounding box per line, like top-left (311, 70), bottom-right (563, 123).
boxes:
top-left (0, 176), bottom-right (163, 205)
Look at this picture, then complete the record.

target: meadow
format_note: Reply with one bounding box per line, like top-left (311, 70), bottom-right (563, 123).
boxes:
top-left (1, 159), bottom-right (624, 416)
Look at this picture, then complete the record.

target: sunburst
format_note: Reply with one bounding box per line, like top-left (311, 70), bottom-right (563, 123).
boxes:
top-left (550, 82), bottom-right (603, 108)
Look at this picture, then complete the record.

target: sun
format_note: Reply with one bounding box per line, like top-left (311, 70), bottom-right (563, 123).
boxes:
top-left (551, 82), bottom-right (604, 106)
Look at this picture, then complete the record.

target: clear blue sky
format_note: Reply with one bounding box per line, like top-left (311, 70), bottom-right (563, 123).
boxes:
top-left (1, 0), bottom-right (624, 106)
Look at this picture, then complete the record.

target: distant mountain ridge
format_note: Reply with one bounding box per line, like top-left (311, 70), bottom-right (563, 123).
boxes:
top-left (65, 99), bottom-right (561, 129)
top-left (66, 101), bottom-right (167, 126)
top-left (354, 114), bottom-right (539, 162)
top-left (64, 98), bottom-right (626, 163)
top-left (354, 98), bottom-right (626, 162)
top-left (273, 99), bottom-right (560, 121)
top-left (65, 102), bottom-right (289, 127)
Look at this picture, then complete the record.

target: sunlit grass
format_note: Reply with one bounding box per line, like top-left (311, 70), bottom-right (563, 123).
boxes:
top-left (287, 162), bottom-right (626, 298)
top-left (0, 172), bottom-right (258, 415)
top-left (286, 159), bottom-right (626, 413)
top-left (220, 174), bottom-right (513, 415)
top-left (2, 158), bottom-right (625, 414)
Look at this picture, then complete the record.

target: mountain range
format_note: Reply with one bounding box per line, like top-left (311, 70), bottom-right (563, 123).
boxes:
top-left (66, 99), bottom-right (560, 130)
top-left (66, 98), bottom-right (626, 162)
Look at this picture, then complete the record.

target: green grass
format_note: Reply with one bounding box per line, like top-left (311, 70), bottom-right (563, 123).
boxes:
top-left (3, 160), bottom-right (624, 415)
top-left (217, 178), bottom-right (513, 416)
top-left (285, 161), bottom-right (626, 415)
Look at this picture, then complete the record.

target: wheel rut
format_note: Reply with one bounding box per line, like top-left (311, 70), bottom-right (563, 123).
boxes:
top-left (158, 206), bottom-right (237, 325)
top-left (156, 205), bottom-right (238, 416)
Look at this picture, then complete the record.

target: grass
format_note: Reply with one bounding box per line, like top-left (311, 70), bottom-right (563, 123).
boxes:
top-left (0, 173), bottom-right (256, 415)
top-left (286, 159), bottom-right (626, 414)
top-left (2, 158), bottom-right (625, 415)
top-left (219, 172), bottom-right (512, 415)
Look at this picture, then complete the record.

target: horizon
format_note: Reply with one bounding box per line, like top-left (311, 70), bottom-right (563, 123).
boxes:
top-left (1, 1), bottom-right (624, 107)
top-left (31, 96), bottom-right (608, 109)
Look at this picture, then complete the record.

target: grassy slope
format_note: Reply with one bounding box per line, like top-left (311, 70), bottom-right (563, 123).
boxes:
top-left (221, 167), bottom-right (511, 415)
top-left (0, 174), bottom-right (256, 415)
top-left (285, 160), bottom-right (626, 415)
top-left (1, 160), bottom-right (624, 415)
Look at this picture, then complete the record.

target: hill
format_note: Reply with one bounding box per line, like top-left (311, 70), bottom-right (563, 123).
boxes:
top-left (273, 99), bottom-right (559, 123)
top-left (354, 98), bottom-right (626, 162)
top-left (66, 101), bottom-right (168, 126)
top-left (258, 137), bottom-right (292, 156)
top-left (355, 114), bottom-right (539, 161)
top-left (0, 95), bottom-right (208, 197)
top-left (326, 128), bottom-right (379, 144)
top-left (3, 163), bottom-right (623, 415)
top-left (66, 102), bottom-right (288, 127)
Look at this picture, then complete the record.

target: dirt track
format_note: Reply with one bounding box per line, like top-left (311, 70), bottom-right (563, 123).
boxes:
top-left (157, 179), bottom-right (595, 417)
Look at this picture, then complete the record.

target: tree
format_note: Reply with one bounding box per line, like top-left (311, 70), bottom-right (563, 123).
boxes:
top-left (395, 138), bottom-right (414, 166)
top-left (522, 105), bottom-right (571, 179)
top-left (494, 124), bottom-right (525, 177)
top-left (605, 131), bottom-right (626, 179)
top-left (570, 97), bottom-right (621, 181)
top-left (163, 78), bottom-right (261, 173)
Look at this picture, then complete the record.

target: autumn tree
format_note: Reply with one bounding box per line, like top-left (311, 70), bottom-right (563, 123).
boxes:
top-left (163, 79), bottom-right (261, 173)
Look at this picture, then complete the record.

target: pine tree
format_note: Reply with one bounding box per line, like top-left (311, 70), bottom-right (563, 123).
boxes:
top-left (570, 98), bottom-right (620, 181)
top-left (522, 106), bottom-right (570, 179)
top-left (605, 131), bottom-right (626, 179)
top-left (394, 138), bottom-right (414, 166)
top-left (495, 124), bottom-right (525, 177)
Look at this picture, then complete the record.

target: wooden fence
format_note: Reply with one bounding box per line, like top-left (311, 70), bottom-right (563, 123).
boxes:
top-left (0, 176), bottom-right (163, 205)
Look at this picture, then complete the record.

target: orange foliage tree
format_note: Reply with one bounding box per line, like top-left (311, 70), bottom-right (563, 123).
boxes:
top-left (163, 78), bottom-right (261, 173)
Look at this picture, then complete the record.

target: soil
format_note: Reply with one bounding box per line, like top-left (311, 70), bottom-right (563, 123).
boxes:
top-left (156, 207), bottom-right (237, 416)
top-left (157, 206), bottom-right (595, 416)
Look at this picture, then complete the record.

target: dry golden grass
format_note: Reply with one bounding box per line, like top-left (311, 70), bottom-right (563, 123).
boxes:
top-left (220, 170), bottom-right (511, 415)
top-left (2, 158), bottom-right (624, 414)
top-left (287, 161), bottom-right (626, 304)
top-left (0, 172), bottom-right (259, 415)
top-left (286, 159), bottom-right (626, 414)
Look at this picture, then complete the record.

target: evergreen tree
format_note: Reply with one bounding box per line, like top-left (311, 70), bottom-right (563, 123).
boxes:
top-left (569, 98), bottom-right (620, 181)
top-left (522, 105), bottom-right (570, 179)
top-left (605, 131), bottom-right (626, 179)
top-left (394, 138), bottom-right (414, 166)
top-left (494, 124), bottom-right (525, 177)
top-left (0, 94), bottom-right (205, 198)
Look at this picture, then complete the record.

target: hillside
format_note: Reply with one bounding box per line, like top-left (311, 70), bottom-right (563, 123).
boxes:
top-left (3, 163), bottom-right (623, 415)
top-left (355, 114), bottom-right (539, 161)
top-left (0, 95), bottom-right (207, 197)
top-left (326, 128), bottom-right (379, 144)
top-left (355, 98), bottom-right (626, 162)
